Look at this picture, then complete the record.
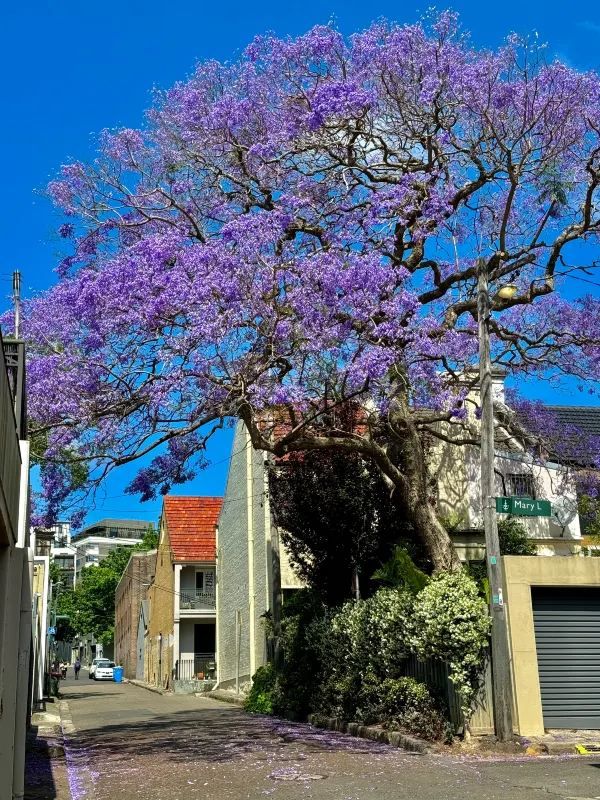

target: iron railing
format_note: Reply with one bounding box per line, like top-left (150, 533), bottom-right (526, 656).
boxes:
top-left (179, 590), bottom-right (216, 610)
top-left (175, 653), bottom-right (216, 680)
top-left (2, 338), bottom-right (26, 440)
top-left (0, 331), bottom-right (22, 545)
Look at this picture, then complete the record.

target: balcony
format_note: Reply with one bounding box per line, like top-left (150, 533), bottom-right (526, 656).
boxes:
top-left (0, 332), bottom-right (22, 546)
top-left (179, 590), bottom-right (216, 611)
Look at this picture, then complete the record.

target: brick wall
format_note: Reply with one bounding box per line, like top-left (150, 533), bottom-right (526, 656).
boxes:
top-left (146, 516), bottom-right (175, 687)
top-left (114, 549), bottom-right (156, 678)
top-left (217, 422), bottom-right (277, 689)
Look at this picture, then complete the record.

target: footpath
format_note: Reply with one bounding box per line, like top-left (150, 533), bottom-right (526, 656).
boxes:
top-left (24, 700), bottom-right (71, 800)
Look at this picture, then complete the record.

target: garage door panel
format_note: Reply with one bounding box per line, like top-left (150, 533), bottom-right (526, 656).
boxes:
top-left (532, 587), bottom-right (600, 730)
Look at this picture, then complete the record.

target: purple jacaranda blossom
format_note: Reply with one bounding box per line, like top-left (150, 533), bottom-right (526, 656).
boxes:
top-left (11, 14), bottom-right (600, 567)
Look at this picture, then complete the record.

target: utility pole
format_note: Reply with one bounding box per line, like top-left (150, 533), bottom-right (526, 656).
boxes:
top-left (13, 270), bottom-right (22, 339)
top-left (477, 258), bottom-right (514, 741)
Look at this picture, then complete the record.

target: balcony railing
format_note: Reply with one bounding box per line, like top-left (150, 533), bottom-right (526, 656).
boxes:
top-left (175, 653), bottom-right (216, 681)
top-left (179, 590), bottom-right (216, 610)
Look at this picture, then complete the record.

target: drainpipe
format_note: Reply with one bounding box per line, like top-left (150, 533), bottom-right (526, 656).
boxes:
top-left (235, 609), bottom-right (241, 695)
top-left (158, 633), bottom-right (162, 687)
top-left (246, 429), bottom-right (256, 679)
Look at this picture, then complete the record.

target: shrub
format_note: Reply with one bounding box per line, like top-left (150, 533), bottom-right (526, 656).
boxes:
top-left (408, 570), bottom-right (491, 714)
top-left (356, 674), bottom-right (450, 741)
top-left (273, 600), bottom-right (335, 720)
top-left (331, 589), bottom-right (414, 680)
top-left (244, 664), bottom-right (276, 714)
top-left (371, 547), bottom-right (429, 593)
top-left (498, 518), bottom-right (537, 555)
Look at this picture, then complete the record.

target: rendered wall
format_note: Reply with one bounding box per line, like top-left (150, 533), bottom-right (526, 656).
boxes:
top-left (503, 555), bottom-right (600, 735)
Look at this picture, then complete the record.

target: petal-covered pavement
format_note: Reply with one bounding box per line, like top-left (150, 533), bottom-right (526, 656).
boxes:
top-left (31, 675), bottom-right (600, 800)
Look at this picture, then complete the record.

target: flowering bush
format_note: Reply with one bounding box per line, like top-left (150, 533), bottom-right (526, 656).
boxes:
top-left (408, 571), bottom-right (491, 714)
top-left (248, 571), bottom-right (490, 739)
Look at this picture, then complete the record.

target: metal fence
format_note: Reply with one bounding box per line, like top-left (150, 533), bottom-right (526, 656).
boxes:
top-left (179, 591), bottom-right (216, 610)
top-left (404, 652), bottom-right (495, 734)
top-left (175, 653), bottom-right (217, 681)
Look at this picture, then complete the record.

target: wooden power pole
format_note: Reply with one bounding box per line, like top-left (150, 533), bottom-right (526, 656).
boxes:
top-left (477, 258), bottom-right (514, 741)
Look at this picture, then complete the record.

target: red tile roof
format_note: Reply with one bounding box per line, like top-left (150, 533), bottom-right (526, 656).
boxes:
top-left (163, 496), bottom-right (222, 562)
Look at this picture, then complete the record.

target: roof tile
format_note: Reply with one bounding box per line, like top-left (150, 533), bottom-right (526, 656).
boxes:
top-left (163, 496), bottom-right (222, 562)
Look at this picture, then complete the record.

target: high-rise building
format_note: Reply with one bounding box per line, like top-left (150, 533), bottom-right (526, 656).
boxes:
top-left (49, 521), bottom-right (76, 589)
top-left (72, 518), bottom-right (150, 584)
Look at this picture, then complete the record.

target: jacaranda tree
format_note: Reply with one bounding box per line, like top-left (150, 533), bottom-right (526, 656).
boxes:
top-left (17, 12), bottom-right (600, 569)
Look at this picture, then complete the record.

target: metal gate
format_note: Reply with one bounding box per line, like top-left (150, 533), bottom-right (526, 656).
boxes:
top-left (532, 587), bottom-right (600, 729)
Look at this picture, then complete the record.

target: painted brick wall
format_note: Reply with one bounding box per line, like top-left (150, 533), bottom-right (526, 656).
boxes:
top-left (252, 444), bottom-right (269, 672)
top-left (217, 421), bottom-right (306, 689)
top-left (217, 422), bottom-right (250, 687)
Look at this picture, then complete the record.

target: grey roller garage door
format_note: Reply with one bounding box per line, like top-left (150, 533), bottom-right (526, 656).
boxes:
top-left (532, 587), bottom-right (600, 729)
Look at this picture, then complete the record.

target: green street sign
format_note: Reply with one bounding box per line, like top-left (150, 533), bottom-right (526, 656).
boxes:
top-left (495, 497), bottom-right (552, 517)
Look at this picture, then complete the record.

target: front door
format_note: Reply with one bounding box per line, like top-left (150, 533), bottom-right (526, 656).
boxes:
top-left (194, 623), bottom-right (215, 654)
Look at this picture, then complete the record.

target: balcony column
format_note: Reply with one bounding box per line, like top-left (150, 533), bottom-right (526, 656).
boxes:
top-left (173, 565), bottom-right (182, 676)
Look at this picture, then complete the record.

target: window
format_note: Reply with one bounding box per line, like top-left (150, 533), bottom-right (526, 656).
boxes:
top-left (508, 473), bottom-right (536, 498)
top-left (195, 571), bottom-right (204, 591)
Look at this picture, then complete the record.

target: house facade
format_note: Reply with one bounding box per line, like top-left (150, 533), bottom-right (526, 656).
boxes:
top-left (432, 374), bottom-right (583, 559)
top-left (146, 496), bottom-right (221, 690)
top-left (216, 422), bottom-right (303, 691)
top-left (0, 335), bottom-right (31, 800)
top-left (114, 549), bottom-right (157, 678)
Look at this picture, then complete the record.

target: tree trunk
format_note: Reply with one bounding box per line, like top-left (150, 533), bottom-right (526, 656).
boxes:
top-left (392, 414), bottom-right (461, 573)
top-left (410, 500), bottom-right (461, 572)
top-left (351, 566), bottom-right (361, 600)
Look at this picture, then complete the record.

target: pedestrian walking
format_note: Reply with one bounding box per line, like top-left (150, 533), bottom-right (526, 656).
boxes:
top-left (74, 658), bottom-right (81, 679)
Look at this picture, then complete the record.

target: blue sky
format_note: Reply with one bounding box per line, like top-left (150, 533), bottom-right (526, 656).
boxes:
top-left (3, 0), bottom-right (600, 529)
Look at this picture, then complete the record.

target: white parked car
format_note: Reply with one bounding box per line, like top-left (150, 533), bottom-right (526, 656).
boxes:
top-left (94, 661), bottom-right (115, 681)
top-left (89, 658), bottom-right (111, 679)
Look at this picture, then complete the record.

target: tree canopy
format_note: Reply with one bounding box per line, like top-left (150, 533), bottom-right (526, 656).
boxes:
top-left (16, 12), bottom-right (600, 569)
top-left (56, 546), bottom-right (137, 645)
top-left (269, 450), bottom-right (409, 604)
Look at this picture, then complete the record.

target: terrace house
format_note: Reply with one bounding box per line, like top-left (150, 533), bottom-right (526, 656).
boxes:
top-left (146, 496), bottom-right (222, 691)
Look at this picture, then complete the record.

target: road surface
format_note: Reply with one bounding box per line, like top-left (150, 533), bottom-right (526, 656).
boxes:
top-left (52, 675), bottom-right (600, 800)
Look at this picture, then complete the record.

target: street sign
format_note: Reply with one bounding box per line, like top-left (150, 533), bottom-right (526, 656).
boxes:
top-left (495, 497), bottom-right (552, 517)
top-left (48, 626), bottom-right (56, 635)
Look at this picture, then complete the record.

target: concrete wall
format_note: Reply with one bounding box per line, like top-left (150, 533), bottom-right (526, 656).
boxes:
top-left (0, 546), bottom-right (23, 800)
top-left (146, 517), bottom-right (175, 688)
top-left (503, 555), bottom-right (600, 735)
top-left (179, 619), bottom-right (195, 658)
top-left (31, 557), bottom-right (49, 706)
top-left (114, 550), bottom-right (156, 679)
top-left (0, 437), bottom-right (31, 800)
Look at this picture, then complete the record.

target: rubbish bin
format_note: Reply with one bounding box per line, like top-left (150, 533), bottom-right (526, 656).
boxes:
top-left (113, 666), bottom-right (124, 683)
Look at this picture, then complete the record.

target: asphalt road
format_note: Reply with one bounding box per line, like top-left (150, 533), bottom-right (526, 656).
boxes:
top-left (58, 675), bottom-right (600, 800)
